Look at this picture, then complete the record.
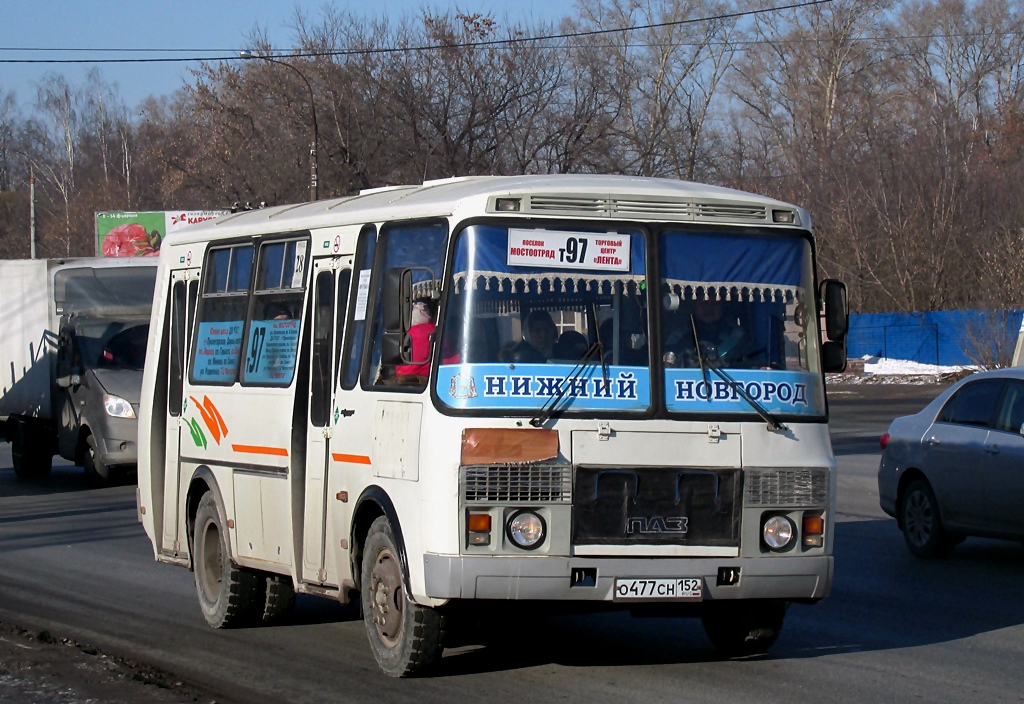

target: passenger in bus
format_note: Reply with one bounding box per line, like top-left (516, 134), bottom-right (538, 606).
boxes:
top-left (509, 309), bottom-right (558, 363)
top-left (396, 298), bottom-right (436, 376)
top-left (552, 329), bottom-right (589, 361)
top-left (265, 302), bottom-right (292, 320)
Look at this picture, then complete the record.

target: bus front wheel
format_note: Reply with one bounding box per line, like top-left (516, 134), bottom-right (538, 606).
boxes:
top-left (192, 492), bottom-right (261, 628)
top-left (701, 599), bottom-right (787, 657)
top-left (361, 516), bottom-right (445, 677)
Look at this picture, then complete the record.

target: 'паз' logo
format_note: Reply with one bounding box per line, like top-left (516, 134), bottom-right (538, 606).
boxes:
top-left (626, 516), bottom-right (688, 534)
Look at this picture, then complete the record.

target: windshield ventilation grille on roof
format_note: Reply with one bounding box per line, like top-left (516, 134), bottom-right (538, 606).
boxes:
top-left (524, 195), bottom-right (768, 222)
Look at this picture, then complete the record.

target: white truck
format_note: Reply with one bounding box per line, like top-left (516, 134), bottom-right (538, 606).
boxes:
top-left (0, 258), bottom-right (158, 481)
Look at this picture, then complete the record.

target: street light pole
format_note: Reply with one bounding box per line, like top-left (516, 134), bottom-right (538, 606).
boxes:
top-left (29, 166), bottom-right (35, 259)
top-left (239, 50), bottom-right (319, 202)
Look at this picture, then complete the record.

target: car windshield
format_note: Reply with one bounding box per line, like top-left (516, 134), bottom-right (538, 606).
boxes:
top-left (437, 224), bottom-right (650, 414)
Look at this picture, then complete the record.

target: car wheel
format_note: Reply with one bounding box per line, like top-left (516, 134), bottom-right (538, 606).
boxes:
top-left (361, 516), bottom-right (445, 677)
top-left (83, 434), bottom-right (111, 485)
top-left (192, 492), bottom-right (262, 628)
top-left (900, 479), bottom-right (955, 559)
top-left (701, 599), bottom-right (787, 657)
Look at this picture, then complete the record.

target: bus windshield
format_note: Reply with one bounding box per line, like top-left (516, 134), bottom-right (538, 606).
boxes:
top-left (437, 224), bottom-right (651, 414)
top-left (438, 224), bottom-right (825, 418)
top-left (658, 230), bottom-right (824, 416)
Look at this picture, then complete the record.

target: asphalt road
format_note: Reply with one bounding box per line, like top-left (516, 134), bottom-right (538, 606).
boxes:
top-left (2, 384), bottom-right (1023, 703)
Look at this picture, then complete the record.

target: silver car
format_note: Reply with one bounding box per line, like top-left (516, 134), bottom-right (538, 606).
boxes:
top-left (878, 368), bottom-right (1024, 558)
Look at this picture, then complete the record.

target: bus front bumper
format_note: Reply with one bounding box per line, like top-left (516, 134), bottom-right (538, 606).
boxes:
top-left (422, 554), bottom-right (833, 602)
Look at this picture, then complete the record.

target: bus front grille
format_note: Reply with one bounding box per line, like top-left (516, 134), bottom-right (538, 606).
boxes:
top-left (572, 466), bottom-right (741, 546)
top-left (462, 464), bottom-right (572, 504)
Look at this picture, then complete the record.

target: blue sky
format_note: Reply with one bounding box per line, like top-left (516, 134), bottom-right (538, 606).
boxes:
top-left (0, 0), bottom-right (579, 113)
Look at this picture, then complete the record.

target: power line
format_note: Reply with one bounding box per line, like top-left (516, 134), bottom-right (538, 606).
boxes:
top-left (0, 0), bottom-right (834, 65)
top-left (3, 29), bottom-right (1021, 56)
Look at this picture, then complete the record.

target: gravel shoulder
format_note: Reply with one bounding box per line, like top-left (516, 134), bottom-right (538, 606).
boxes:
top-left (0, 621), bottom-right (224, 704)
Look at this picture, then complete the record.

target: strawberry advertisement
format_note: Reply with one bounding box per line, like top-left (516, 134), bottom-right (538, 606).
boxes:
top-left (96, 210), bottom-right (227, 257)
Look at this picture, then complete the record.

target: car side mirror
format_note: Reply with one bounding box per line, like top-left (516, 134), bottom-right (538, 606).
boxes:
top-left (56, 373), bottom-right (81, 389)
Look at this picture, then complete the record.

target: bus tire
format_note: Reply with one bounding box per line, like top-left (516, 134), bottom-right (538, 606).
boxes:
top-left (193, 492), bottom-right (261, 628)
top-left (361, 516), bottom-right (445, 677)
top-left (701, 599), bottom-right (787, 657)
top-left (261, 574), bottom-right (296, 624)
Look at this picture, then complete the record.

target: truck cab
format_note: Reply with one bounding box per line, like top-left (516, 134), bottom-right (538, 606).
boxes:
top-left (55, 314), bottom-right (149, 482)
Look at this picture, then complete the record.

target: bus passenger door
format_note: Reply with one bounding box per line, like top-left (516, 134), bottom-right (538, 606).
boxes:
top-left (302, 258), bottom-right (351, 584)
top-left (162, 270), bottom-right (199, 556)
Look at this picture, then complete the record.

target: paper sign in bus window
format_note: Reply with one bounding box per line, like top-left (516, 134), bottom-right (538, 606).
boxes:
top-left (507, 229), bottom-right (630, 272)
top-left (244, 319), bottom-right (300, 384)
top-left (194, 321), bottom-right (244, 382)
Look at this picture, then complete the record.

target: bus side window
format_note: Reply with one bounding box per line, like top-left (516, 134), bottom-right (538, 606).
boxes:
top-left (191, 243), bottom-right (253, 385)
top-left (341, 225), bottom-right (376, 391)
top-left (169, 281), bottom-right (186, 416)
top-left (310, 270), bottom-right (334, 427)
top-left (363, 222), bottom-right (447, 391)
top-left (242, 238), bottom-right (308, 387)
top-left (187, 279), bottom-right (198, 361)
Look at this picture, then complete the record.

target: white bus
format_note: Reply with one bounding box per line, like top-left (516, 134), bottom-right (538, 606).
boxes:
top-left (137, 175), bottom-right (849, 676)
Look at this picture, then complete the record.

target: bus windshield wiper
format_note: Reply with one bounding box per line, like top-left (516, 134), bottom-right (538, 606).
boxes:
top-left (530, 342), bottom-right (603, 428)
top-left (689, 314), bottom-right (786, 432)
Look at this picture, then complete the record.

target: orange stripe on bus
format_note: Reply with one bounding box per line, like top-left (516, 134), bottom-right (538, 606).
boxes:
top-left (232, 444), bottom-right (289, 457)
top-left (332, 453), bottom-right (372, 465)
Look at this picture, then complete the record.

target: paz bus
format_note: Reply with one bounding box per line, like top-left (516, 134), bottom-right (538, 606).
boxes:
top-left (137, 174), bottom-right (849, 677)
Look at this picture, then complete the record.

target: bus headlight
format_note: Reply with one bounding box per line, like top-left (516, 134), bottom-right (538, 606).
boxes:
top-left (507, 510), bottom-right (545, 550)
top-left (762, 515), bottom-right (794, 550)
top-left (104, 394), bottom-right (136, 419)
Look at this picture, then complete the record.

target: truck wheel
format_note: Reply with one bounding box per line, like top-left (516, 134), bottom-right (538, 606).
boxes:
top-left (361, 516), bottom-right (445, 677)
top-left (12, 422), bottom-right (53, 481)
top-left (83, 434), bottom-right (111, 484)
top-left (192, 492), bottom-right (261, 628)
top-left (701, 599), bottom-right (787, 657)
top-left (261, 574), bottom-right (296, 624)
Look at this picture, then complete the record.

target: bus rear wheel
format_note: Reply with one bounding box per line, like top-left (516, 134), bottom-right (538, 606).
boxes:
top-left (701, 599), bottom-right (787, 657)
top-left (192, 492), bottom-right (261, 628)
top-left (361, 516), bottom-right (445, 677)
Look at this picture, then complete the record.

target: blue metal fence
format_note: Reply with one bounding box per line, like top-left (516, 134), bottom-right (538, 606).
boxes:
top-left (846, 309), bottom-right (1024, 366)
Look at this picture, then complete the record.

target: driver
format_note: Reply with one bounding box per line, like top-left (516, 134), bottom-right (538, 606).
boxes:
top-left (682, 297), bottom-right (763, 368)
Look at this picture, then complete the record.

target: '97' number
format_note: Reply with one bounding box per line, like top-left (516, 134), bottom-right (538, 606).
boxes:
top-left (559, 237), bottom-right (588, 264)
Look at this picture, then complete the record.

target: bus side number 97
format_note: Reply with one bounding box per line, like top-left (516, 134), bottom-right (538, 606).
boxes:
top-left (247, 327), bottom-right (267, 374)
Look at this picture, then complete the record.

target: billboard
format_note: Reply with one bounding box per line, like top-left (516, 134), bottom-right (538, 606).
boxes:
top-left (96, 210), bottom-right (228, 257)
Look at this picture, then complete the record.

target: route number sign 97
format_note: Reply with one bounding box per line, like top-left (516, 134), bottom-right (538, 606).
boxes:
top-left (507, 229), bottom-right (631, 272)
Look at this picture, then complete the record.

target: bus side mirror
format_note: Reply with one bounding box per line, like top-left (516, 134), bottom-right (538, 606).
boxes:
top-left (821, 340), bottom-right (847, 373)
top-left (820, 279), bottom-right (848, 342)
top-left (382, 267), bottom-right (413, 334)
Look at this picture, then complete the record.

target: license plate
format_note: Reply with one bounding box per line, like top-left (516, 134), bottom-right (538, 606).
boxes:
top-left (613, 577), bottom-right (703, 600)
